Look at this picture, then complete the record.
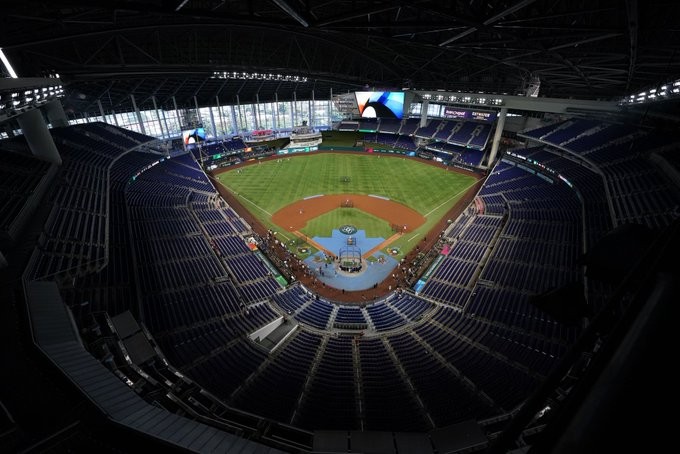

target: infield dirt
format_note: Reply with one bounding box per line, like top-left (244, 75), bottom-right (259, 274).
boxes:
top-left (271, 194), bottom-right (425, 233)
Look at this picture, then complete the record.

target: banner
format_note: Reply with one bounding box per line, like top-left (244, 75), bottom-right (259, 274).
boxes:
top-left (443, 106), bottom-right (497, 123)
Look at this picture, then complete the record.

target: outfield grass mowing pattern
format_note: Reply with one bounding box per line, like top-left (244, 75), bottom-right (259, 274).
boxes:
top-left (216, 153), bottom-right (476, 257)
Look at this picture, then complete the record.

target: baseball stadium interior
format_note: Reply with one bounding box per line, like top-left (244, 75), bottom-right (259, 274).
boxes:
top-left (0, 1), bottom-right (678, 453)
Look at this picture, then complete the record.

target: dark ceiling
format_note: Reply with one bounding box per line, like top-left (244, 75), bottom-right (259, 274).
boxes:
top-left (1, 0), bottom-right (678, 115)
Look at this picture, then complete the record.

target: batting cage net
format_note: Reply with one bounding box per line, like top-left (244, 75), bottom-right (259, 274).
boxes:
top-left (338, 246), bottom-right (362, 273)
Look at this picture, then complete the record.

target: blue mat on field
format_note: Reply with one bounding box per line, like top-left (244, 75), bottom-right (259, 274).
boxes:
top-left (312, 229), bottom-right (384, 255)
top-left (303, 251), bottom-right (398, 291)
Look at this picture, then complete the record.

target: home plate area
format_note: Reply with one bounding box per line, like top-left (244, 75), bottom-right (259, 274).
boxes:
top-left (302, 229), bottom-right (398, 291)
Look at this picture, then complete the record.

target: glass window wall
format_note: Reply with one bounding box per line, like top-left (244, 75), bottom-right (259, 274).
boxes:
top-left (65, 97), bottom-right (343, 138)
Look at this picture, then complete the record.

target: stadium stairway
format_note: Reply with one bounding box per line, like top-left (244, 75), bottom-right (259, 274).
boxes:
top-left (289, 334), bottom-right (329, 426)
top-left (381, 337), bottom-right (436, 428)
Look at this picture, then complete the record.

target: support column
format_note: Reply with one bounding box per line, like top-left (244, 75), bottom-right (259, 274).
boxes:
top-left (130, 94), bottom-right (146, 135)
top-left (16, 108), bottom-right (61, 165)
top-left (44, 100), bottom-right (68, 128)
top-left (487, 107), bottom-right (507, 168)
top-left (420, 99), bottom-right (429, 127)
top-left (230, 105), bottom-right (238, 135)
top-left (193, 96), bottom-right (201, 124)
top-left (172, 96), bottom-right (179, 116)
top-left (254, 94), bottom-right (261, 130)
top-left (310, 89), bottom-right (315, 127)
top-left (292, 91), bottom-right (297, 126)
top-left (274, 93), bottom-right (280, 131)
top-left (152, 96), bottom-right (165, 138)
top-left (208, 103), bottom-right (217, 138)
top-left (172, 96), bottom-right (181, 133)
top-left (215, 96), bottom-right (225, 135)
top-left (160, 109), bottom-right (170, 137)
top-left (96, 99), bottom-right (107, 124)
top-left (236, 94), bottom-right (245, 131)
top-left (329, 87), bottom-right (333, 129)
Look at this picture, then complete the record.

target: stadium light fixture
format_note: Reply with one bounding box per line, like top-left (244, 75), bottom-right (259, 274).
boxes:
top-left (621, 79), bottom-right (680, 105)
top-left (211, 71), bottom-right (308, 82)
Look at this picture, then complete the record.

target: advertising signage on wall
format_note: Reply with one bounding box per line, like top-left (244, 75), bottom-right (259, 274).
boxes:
top-left (443, 107), bottom-right (468, 119)
top-left (470, 110), bottom-right (496, 122)
top-left (443, 106), bottom-right (497, 122)
top-left (277, 145), bottom-right (319, 154)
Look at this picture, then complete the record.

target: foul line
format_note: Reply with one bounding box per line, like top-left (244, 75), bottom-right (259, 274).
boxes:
top-left (424, 179), bottom-right (480, 218)
top-left (276, 231), bottom-right (290, 241)
top-left (292, 231), bottom-right (334, 256)
top-left (406, 233), bottom-right (419, 242)
top-left (211, 176), bottom-right (286, 241)
top-left (362, 233), bottom-right (402, 258)
top-left (234, 192), bottom-right (272, 217)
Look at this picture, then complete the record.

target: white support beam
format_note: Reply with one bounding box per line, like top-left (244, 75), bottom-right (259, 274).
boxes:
top-left (254, 94), bottom-right (261, 130)
top-left (130, 94), bottom-right (146, 135)
top-left (486, 107), bottom-right (507, 169)
top-left (420, 99), bottom-right (429, 127)
top-left (215, 96), bottom-right (225, 135)
top-left (16, 108), bottom-right (62, 164)
top-left (97, 99), bottom-right (106, 123)
top-left (271, 0), bottom-right (309, 27)
top-left (208, 105), bottom-right (217, 138)
top-left (152, 96), bottom-right (165, 138)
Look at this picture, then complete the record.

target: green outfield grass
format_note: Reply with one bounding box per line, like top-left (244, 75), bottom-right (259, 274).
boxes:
top-left (215, 153), bottom-right (476, 258)
top-left (301, 208), bottom-right (394, 240)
